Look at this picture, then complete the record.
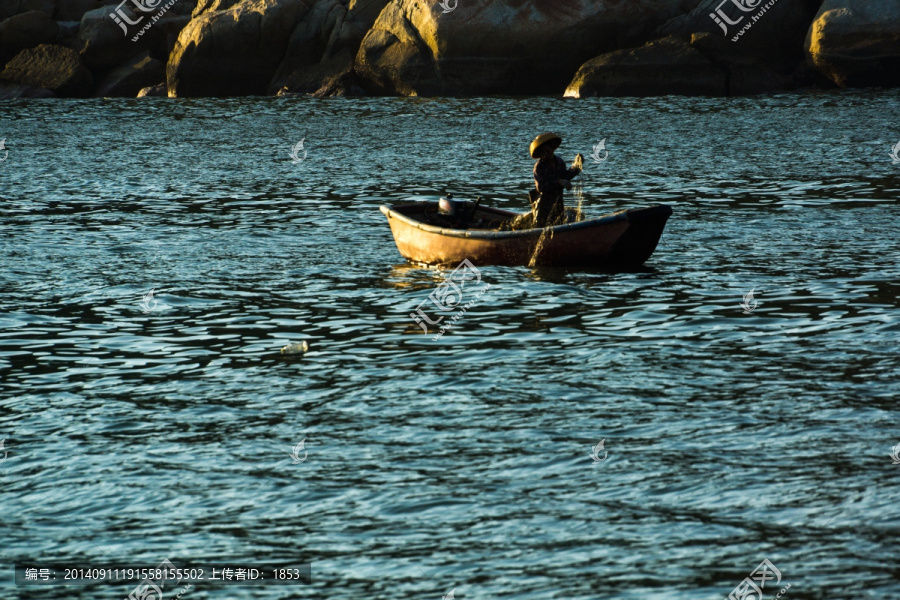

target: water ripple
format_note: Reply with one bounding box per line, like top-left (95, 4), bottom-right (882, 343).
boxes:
top-left (1, 91), bottom-right (900, 599)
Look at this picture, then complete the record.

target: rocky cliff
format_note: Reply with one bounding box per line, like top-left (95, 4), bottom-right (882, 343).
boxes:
top-left (0, 0), bottom-right (897, 98)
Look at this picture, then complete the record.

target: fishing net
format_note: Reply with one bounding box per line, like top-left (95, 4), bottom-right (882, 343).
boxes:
top-left (572, 178), bottom-right (586, 222)
top-left (499, 165), bottom-right (588, 233)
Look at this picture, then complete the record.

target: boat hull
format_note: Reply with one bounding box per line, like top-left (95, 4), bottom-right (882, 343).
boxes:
top-left (380, 202), bottom-right (672, 267)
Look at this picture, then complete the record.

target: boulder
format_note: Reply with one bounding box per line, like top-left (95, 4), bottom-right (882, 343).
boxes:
top-left (689, 31), bottom-right (794, 93)
top-left (130, 13), bottom-right (188, 58)
top-left (166, 0), bottom-right (195, 15)
top-left (0, 43), bottom-right (92, 95)
top-left (54, 0), bottom-right (100, 20)
top-left (354, 0), bottom-right (703, 96)
top-left (564, 36), bottom-right (727, 97)
top-left (309, 59), bottom-right (365, 96)
top-left (77, 3), bottom-right (165, 69)
top-left (806, 0), bottom-right (900, 87)
top-left (268, 0), bottom-right (390, 94)
top-left (190, 0), bottom-right (235, 18)
top-left (154, 14), bottom-right (190, 56)
top-left (0, 79), bottom-right (55, 96)
top-left (0, 10), bottom-right (59, 62)
top-left (94, 50), bottom-right (164, 95)
top-left (55, 19), bottom-right (81, 40)
top-left (0, 0), bottom-right (55, 20)
top-left (657, 0), bottom-right (823, 74)
top-left (136, 80), bottom-right (164, 95)
top-left (333, 0), bottom-right (392, 59)
top-left (166, 0), bottom-right (311, 97)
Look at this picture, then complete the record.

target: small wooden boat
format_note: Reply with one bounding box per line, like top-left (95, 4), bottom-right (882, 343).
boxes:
top-left (380, 201), bottom-right (672, 267)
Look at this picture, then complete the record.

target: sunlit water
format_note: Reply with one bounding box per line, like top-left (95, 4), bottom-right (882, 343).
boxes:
top-left (1, 91), bottom-right (899, 599)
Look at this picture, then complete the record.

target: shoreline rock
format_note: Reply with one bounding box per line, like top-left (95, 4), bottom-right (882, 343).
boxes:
top-left (0, 43), bottom-right (92, 95)
top-left (806, 0), bottom-right (900, 87)
top-left (657, 0), bottom-right (823, 75)
top-left (77, 4), bottom-right (161, 69)
top-left (267, 0), bottom-right (389, 95)
top-left (0, 0), bottom-right (55, 20)
top-left (54, 0), bottom-right (100, 21)
top-left (354, 0), bottom-right (699, 96)
top-left (136, 80), bottom-right (165, 95)
top-left (166, 0), bottom-right (311, 97)
top-left (94, 50), bottom-right (163, 95)
top-left (564, 36), bottom-right (727, 98)
top-left (690, 32), bottom-right (795, 95)
top-left (1, 0), bottom-right (898, 98)
top-left (0, 10), bottom-right (59, 64)
top-left (0, 79), bottom-right (55, 96)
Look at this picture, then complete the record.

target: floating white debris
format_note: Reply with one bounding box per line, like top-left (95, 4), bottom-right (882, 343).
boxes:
top-left (280, 341), bottom-right (309, 355)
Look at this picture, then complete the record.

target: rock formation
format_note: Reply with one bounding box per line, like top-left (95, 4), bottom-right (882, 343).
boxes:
top-left (0, 43), bottom-right (92, 95)
top-left (564, 36), bottom-right (726, 97)
top-left (0, 10), bottom-right (59, 65)
top-left (0, 0), bottom-right (55, 20)
top-left (657, 0), bottom-right (823, 74)
top-left (806, 0), bottom-right (900, 87)
top-left (564, 32), bottom-right (794, 97)
top-left (268, 0), bottom-right (389, 95)
top-left (0, 80), bottom-right (55, 96)
top-left (167, 0), bottom-right (311, 96)
top-left (77, 4), bottom-right (169, 69)
top-left (94, 50), bottom-right (164, 95)
top-left (354, 0), bottom-right (694, 96)
top-left (136, 81), bottom-right (165, 95)
top-left (0, 0), bottom-right (898, 98)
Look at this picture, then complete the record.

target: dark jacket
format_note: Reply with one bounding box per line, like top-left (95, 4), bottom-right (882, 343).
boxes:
top-left (533, 155), bottom-right (580, 195)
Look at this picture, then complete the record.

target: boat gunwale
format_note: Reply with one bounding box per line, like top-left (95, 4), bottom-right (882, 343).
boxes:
top-left (379, 202), bottom-right (633, 240)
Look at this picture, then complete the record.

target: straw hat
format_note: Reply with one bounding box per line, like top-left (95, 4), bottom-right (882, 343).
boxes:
top-left (529, 132), bottom-right (562, 159)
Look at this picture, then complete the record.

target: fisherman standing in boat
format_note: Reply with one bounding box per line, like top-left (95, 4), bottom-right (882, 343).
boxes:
top-left (530, 132), bottom-right (584, 228)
